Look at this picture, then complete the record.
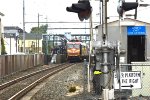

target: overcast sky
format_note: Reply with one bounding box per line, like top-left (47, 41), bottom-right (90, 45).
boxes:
top-left (0, 0), bottom-right (150, 34)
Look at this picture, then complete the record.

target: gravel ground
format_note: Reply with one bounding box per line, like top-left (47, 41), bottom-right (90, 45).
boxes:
top-left (0, 64), bottom-right (63, 100)
top-left (30, 63), bottom-right (98, 100)
top-left (30, 63), bottom-right (150, 100)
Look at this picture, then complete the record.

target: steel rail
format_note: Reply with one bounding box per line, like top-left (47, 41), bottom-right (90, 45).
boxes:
top-left (8, 63), bottom-right (75, 100)
top-left (0, 64), bottom-right (65, 90)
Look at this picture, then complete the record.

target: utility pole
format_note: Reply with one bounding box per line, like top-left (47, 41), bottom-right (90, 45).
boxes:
top-left (99, 0), bottom-right (102, 24)
top-left (134, 0), bottom-right (138, 19)
top-left (10, 35), bottom-right (11, 55)
top-left (23, 0), bottom-right (25, 53)
top-left (38, 13), bottom-right (40, 53)
top-left (46, 16), bottom-right (48, 54)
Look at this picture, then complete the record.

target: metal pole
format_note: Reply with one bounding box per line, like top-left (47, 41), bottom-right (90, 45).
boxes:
top-left (35, 33), bottom-right (37, 53)
top-left (134, 0), bottom-right (138, 19)
top-left (102, 0), bottom-right (108, 43)
top-left (102, 0), bottom-right (109, 99)
top-left (83, 59), bottom-right (87, 98)
top-left (118, 17), bottom-right (122, 100)
top-left (38, 13), bottom-right (40, 53)
top-left (99, 0), bottom-right (101, 24)
top-left (23, 0), bottom-right (25, 53)
top-left (46, 35), bottom-right (49, 55)
top-left (87, 14), bottom-right (93, 93)
top-left (46, 17), bottom-right (48, 54)
top-left (53, 35), bottom-right (55, 48)
top-left (16, 36), bottom-right (17, 53)
top-left (10, 35), bottom-right (11, 55)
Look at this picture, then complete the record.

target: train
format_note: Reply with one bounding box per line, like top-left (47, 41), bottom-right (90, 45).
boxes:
top-left (66, 41), bottom-right (89, 62)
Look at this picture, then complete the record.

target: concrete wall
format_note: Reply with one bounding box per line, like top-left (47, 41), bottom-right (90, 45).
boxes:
top-left (0, 54), bottom-right (44, 78)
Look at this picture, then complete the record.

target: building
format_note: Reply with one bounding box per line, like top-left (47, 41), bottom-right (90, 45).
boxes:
top-left (95, 18), bottom-right (150, 71)
top-left (19, 33), bottom-right (43, 53)
top-left (4, 26), bottom-right (44, 54)
top-left (4, 26), bottom-right (23, 54)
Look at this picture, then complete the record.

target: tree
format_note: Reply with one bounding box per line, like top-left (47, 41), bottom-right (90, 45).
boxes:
top-left (1, 37), bottom-right (7, 55)
top-left (30, 24), bottom-right (48, 34)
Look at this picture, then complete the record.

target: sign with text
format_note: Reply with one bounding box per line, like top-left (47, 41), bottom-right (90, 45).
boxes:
top-left (114, 71), bottom-right (141, 89)
top-left (127, 26), bottom-right (146, 36)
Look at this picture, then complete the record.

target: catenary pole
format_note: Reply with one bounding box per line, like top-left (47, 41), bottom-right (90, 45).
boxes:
top-left (23, 0), bottom-right (25, 53)
top-left (38, 13), bottom-right (40, 53)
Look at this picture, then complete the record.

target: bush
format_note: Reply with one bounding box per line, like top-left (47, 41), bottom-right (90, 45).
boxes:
top-left (1, 37), bottom-right (7, 55)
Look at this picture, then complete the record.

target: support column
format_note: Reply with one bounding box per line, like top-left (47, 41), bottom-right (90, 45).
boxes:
top-left (101, 0), bottom-right (109, 99)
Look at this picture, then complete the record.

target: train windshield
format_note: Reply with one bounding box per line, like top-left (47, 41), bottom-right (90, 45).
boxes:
top-left (67, 44), bottom-right (80, 49)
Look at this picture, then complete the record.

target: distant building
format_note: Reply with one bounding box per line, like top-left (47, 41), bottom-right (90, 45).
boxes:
top-left (4, 26), bottom-right (23, 54)
top-left (4, 26), bottom-right (43, 54)
top-left (19, 33), bottom-right (43, 53)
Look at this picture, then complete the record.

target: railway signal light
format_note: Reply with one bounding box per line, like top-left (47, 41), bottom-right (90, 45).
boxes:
top-left (117, 0), bottom-right (138, 17)
top-left (66, 0), bottom-right (92, 21)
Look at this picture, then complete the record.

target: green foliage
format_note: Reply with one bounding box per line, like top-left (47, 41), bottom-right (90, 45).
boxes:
top-left (1, 37), bottom-right (7, 55)
top-left (42, 41), bottom-right (53, 54)
top-left (48, 44), bottom-right (52, 53)
top-left (42, 41), bottom-right (47, 54)
top-left (30, 24), bottom-right (48, 34)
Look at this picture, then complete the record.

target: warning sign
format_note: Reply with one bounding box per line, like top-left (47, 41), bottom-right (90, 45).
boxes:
top-left (114, 71), bottom-right (141, 89)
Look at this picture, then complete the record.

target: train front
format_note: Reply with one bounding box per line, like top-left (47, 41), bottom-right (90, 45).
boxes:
top-left (67, 42), bottom-right (81, 62)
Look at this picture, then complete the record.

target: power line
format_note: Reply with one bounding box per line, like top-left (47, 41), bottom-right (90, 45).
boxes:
top-left (47, 28), bottom-right (96, 30)
top-left (25, 21), bottom-right (100, 24)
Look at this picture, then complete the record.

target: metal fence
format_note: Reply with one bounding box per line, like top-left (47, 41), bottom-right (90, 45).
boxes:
top-left (116, 62), bottom-right (150, 99)
top-left (0, 54), bottom-right (44, 78)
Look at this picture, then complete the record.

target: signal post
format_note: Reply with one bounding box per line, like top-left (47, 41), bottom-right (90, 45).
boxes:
top-left (66, 0), bottom-right (113, 99)
top-left (66, 0), bottom-right (139, 99)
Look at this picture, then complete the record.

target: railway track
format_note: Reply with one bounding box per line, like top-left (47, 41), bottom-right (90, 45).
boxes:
top-left (0, 64), bottom-right (64, 90)
top-left (0, 63), bottom-right (75, 100)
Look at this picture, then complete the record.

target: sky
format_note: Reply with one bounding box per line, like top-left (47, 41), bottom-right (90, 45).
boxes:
top-left (0, 0), bottom-right (150, 34)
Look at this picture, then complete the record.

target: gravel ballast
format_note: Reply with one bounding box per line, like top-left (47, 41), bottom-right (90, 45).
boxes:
top-left (30, 63), bottom-right (94, 100)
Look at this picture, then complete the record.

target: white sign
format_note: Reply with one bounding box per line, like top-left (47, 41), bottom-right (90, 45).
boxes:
top-left (114, 71), bottom-right (141, 89)
top-left (64, 32), bottom-right (71, 40)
